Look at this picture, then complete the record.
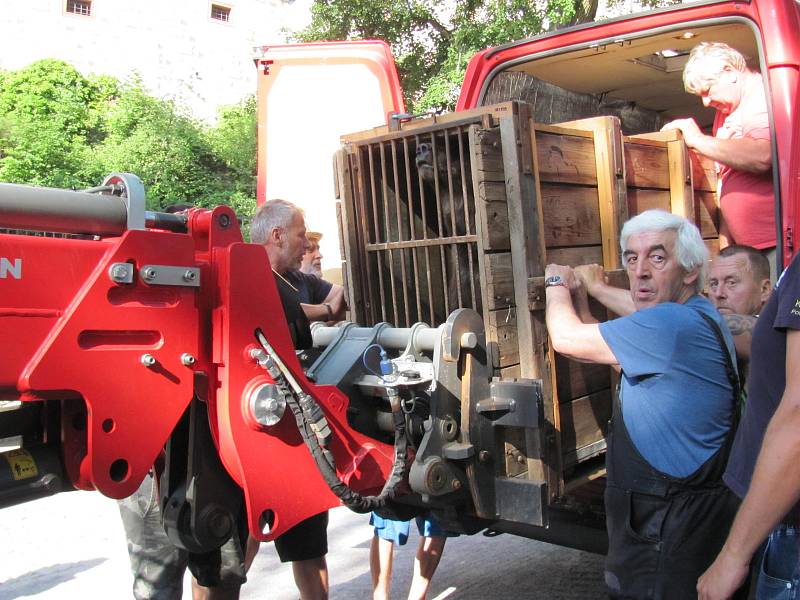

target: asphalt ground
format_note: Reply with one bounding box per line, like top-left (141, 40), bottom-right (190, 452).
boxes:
top-left (0, 491), bottom-right (607, 599)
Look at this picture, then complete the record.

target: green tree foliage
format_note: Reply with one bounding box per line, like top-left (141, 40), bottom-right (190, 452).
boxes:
top-left (296, 0), bottom-right (670, 112)
top-left (0, 59), bottom-right (256, 217)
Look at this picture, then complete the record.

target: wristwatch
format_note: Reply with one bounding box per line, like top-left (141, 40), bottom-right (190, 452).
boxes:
top-left (544, 275), bottom-right (568, 289)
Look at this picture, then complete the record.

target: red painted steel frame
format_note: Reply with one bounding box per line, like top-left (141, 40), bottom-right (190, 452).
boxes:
top-left (0, 206), bottom-right (393, 540)
top-left (456, 0), bottom-right (800, 263)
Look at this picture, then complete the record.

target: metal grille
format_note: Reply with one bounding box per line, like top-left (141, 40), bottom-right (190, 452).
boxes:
top-left (351, 126), bottom-right (482, 328)
top-left (66, 0), bottom-right (91, 16)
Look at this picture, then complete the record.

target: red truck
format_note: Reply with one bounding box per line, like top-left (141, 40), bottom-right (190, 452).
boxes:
top-left (1, 0), bottom-right (797, 556)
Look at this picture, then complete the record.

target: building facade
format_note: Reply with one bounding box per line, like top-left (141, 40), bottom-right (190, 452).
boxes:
top-left (0, 0), bottom-right (313, 121)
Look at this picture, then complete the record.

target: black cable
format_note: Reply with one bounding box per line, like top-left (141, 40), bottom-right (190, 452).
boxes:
top-left (254, 329), bottom-right (409, 512)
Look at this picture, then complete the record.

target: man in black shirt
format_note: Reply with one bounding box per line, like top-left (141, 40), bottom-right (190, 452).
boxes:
top-left (248, 199), bottom-right (331, 600)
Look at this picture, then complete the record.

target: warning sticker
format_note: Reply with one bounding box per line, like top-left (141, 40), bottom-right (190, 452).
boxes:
top-left (4, 448), bottom-right (39, 481)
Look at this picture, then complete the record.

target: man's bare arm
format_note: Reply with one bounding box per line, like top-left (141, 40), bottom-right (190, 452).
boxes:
top-left (723, 314), bottom-right (757, 361)
top-left (662, 118), bottom-right (771, 173)
top-left (300, 283), bottom-right (346, 323)
top-left (545, 264), bottom-right (618, 365)
top-left (575, 264), bottom-right (635, 316)
top-left (698, 330), bottom-right (800, 600)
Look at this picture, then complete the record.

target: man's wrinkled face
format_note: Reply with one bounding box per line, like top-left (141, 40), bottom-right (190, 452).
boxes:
top-left (280, 211), bottom-right (310, 271)
top-left (624, 229), bottom-right (697, 310)
top-left (707, 254), bottom-right (769, 316)
top-left (696, 65), bottom-right (742, 115)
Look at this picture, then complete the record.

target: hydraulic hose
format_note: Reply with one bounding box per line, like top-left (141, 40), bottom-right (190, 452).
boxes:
top-left (254, 329), bottom-right (409, 513)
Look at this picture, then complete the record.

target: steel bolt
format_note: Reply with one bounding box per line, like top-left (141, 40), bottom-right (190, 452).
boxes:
top-left (141, 354), bottom-right (157, 367)
top-left (451, 479), bottom-right (462, 490)
top-left (460, 332), bottom-right (478, 349)
top-left (219, 214), bottom-right (231, 228)
top-left (181, 353), bottom-right (196, 366)
top-left (142, 268), bottom-right (157, 281)
top-left (182, 269), bottom-right (196, 282)
top-left (110, 265), bottom-right (128, 282)
top-left (478, 450), bottom-right (491, 463)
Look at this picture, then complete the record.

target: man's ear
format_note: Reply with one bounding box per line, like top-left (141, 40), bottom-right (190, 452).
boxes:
top-left (269, 226), bottom-right (284, 246)
top-left (759, 278), bottom-right (772, 306)
top-left (683, 266), bottom-right (701, 287)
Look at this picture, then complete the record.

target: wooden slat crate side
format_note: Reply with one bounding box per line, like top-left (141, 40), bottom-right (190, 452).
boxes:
top-left (555, 355), bottom-right (611, 400)
top-left (624, 141), bottom-right (671, 189)
top-left (546, 245), bottom-right (604, 267)
top-left (559, 389), bottom-right (612, 468)
top-left (487, 306), bottom-right (521, 368)
top-left (697, 191), bottom-right (720, 238)
top-left (691, 152), bottom-right (718, 192)
top-left (540, 184), bottom-right (602, 248)
top-left (484, 252), bottom-right (514, 311)
top-left (470, 126), bottom-right (511, 251)
top-left (628, 188), bottom-right (672, 215)
top-left (535, 131), bottom-right (599, 185)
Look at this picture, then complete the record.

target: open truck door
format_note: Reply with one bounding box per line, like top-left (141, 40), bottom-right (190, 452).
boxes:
top-left (253, 41), bottom-right (405, 284)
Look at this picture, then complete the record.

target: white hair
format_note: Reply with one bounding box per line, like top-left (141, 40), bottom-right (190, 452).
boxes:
top-left (683, 42), bottom-right (748, 95)
top-left (620, 210), bottom-right (708, 292)
top-left (249, 199), bottom-right (302, 245)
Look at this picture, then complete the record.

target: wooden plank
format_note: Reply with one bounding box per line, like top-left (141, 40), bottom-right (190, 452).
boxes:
top-left (535, 131), bottom-right (598, 185)
top-left (471, 126), bottom-right (511, 251)
top-left (691, 152), bottom-right (717, 192)
top-left (624, 142), bottom-right (670, 189)
top-left (546, 245), bottom-right (604, 267)
top-left (513, 107), bottom-right (563, 498)
top-left (628, 188), bottom-right (671, 215)
top-left (559, 389), bottom-right (612, 467)
top-left (555, 355), bottom-right (611, 400)
top-left (561, 116), bottom-right (627, 270)
top-left (484, 252), bottom-right (514, 310)
top-left (705, 237), bottom-right (721, 257)
top-left (341, 101), bottom-right (516, 145)
top-left (499, 364), bottom-right (521, 379)
top-left (335, 149), bottom-right (367, 324)
top-left (667, 138), bottom-right (693, 219)
top-left (487, 307), bottom-right (520, 368)
top-left (540, 184), bottom-right (601, 248)
top-left (697, 190), bottom-right (719, 238)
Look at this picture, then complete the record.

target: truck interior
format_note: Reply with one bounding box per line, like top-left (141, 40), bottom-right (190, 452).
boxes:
top-left (483, 21), bottom-right (761, 134)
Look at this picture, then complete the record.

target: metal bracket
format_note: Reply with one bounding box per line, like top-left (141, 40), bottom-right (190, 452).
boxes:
top-left (102, 173), bottom-right (146, 231)
top-left (139, 265), bottom-right (201, 287)
top-left (476, 379), bottom-right (542, 428)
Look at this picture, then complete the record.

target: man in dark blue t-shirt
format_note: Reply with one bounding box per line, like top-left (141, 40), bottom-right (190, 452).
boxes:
top-left (698, 253), bottom-right (800, 599)
top-left (545, 209), bottom-right (741, 599)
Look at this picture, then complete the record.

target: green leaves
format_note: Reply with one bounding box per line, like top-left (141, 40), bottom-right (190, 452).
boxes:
top-left (0, 60), bottom-right (256, 216)
top-left (296, 0), bottom-right (673, 112)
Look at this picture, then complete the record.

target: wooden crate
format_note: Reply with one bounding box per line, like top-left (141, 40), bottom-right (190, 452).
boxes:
top-left (336, 101), bottom-right (719, 499)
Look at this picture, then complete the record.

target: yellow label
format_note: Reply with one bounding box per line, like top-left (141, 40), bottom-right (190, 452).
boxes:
top-left (4, 448), bottom-right (39, 481)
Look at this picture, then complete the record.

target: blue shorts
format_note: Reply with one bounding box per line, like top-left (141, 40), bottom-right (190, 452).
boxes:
top-left (370, 512), bottom-right (457, 546)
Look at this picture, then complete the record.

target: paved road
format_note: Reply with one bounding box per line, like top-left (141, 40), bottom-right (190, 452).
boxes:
top-left (0, 491), bottom-right (606, 599)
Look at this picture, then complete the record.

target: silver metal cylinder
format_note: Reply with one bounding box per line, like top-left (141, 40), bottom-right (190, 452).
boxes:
top-left (0, 182), bottom-right (128, 236)
top-left (311, 323), bottom-right (440, 353)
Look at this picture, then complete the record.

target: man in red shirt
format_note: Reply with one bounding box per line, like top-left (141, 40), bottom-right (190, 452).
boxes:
top-left (662, 42), bottom-right (775, 274)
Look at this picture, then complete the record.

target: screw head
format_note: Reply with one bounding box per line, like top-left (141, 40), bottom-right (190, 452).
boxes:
top-left (182, 269), bottom-right (197, 282)
top-left (141, 354), bottom-right (156, 367)
top-left (219, 214), bottom-right (231, 228)
top-left (143, 268), bottom-right (157, 281)
top-left (111, 265), bottom-right (127, 280)
top-left (181, 353), bottom-right (196, 366)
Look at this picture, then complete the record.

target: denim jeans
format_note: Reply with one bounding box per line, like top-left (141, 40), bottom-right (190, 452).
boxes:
top-left (757, 525), bottom-right (800, 600)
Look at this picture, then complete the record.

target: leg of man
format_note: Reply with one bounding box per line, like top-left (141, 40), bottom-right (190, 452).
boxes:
top-left (370, 535), bottom-right (395, 600)
top-left (292, 556), bottom-right (329, 600)
top-left (274, 511), bottom-right (330, 600)
top-left (407, 536), bottom-right (446, 600)
top-left (118, 471), bottom-right (188, 600)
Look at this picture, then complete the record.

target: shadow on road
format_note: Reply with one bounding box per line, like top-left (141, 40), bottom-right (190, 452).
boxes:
top-left (0, 558), bottom-right (107, 599)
